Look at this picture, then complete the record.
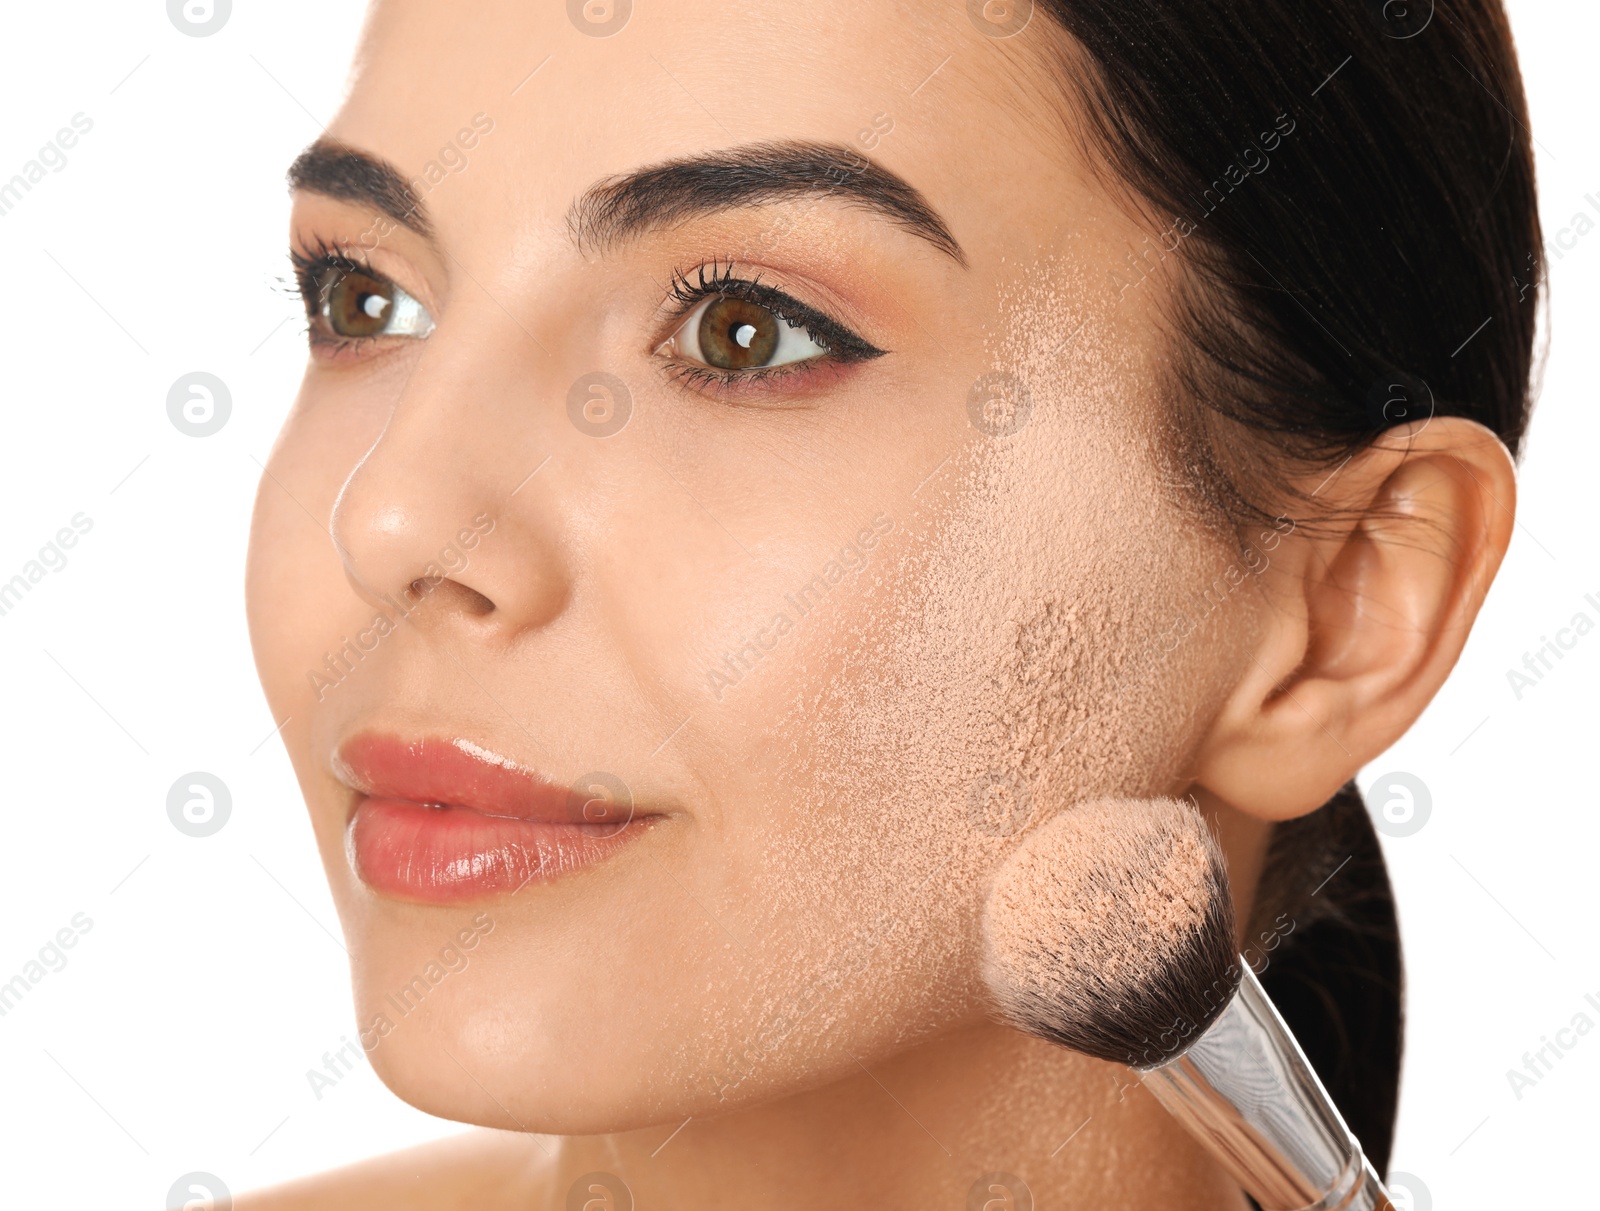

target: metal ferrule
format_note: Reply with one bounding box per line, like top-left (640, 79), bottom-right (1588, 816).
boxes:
top-left (1137, 964), bottom-right (1395, 1211)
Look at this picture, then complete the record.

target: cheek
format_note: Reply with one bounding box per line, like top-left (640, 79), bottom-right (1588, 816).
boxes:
top-left (705, 340), bottom-right (1248, 1079)
top-left (246, 386), bottom-right (381, 706)
top-left (245, 384), bottom-right (398, 872)
top-left (245, 469), bottom-right (330, 712)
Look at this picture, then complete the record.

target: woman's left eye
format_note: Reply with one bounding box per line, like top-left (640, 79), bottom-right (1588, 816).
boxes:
top-left (308, 264), bottom-right (434, 341)
top-left (657, 294), bottom-right (828, 372)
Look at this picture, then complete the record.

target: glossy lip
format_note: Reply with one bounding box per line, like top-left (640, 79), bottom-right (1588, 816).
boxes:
top-left (334, 732), bottom-right (656, 904)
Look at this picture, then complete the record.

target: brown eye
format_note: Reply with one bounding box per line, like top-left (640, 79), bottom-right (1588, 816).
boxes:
top-left (697, 297), bottom-right (780, 369)
top-left (320, 268), bottom-right (395, 338)
top-left (655, 278), bottom-right (856, 378)
top-left (301, 259), bottom-right (434, 346)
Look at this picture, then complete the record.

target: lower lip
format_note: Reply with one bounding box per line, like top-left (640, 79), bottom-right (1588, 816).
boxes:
top-left (348, 797), bottom-right (650, 904)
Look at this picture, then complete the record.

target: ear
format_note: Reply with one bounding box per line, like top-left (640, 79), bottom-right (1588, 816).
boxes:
top-left (1192, 417), bottom-right (1517, 820)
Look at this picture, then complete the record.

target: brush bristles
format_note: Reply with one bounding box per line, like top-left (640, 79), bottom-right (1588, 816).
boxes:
top-left (981, 797), bottom-right (1240, 1069)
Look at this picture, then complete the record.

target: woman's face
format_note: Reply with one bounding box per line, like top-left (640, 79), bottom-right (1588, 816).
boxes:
top-left (247, 0), bottom-right (1261, 1132)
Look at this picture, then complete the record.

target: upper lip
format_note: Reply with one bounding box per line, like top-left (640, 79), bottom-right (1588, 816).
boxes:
top-left (333, 731), bottom-right (639, 825)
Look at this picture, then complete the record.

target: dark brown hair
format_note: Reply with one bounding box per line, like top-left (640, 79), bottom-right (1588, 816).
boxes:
top-left (1034, 0), bottom-right (1542, 1173)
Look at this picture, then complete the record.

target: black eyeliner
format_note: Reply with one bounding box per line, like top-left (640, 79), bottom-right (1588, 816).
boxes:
top-left (666, 260), bottom-right (887, 363)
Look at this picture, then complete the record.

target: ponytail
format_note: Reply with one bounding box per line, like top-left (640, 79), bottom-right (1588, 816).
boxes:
top-left (1247, 783), bottom-right (1402, 1173)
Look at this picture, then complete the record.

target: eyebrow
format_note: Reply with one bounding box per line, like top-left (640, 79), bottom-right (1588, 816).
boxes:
top-left (568, 140), bottom-right (966, 266)
top-left (286, 138), bottom-right (965, 267)
top-left (287, 140), bottom-right (434, 239)
top-left (286, 138), bottom-right (960, 265)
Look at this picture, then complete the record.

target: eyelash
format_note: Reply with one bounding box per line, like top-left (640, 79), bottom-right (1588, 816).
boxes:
top-left (287, 237), bottom-right (391, 359)
top-left (659, 259), bottom-right (886, 394)
top-left (283, 242), bottom-right (887, 388)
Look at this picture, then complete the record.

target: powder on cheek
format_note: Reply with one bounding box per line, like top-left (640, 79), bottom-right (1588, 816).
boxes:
top-left (701, 256), bottom-right (1248, 1092)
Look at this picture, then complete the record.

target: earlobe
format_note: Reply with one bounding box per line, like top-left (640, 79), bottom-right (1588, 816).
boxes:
top-left (1191, 418), bottom-right (1516, 821)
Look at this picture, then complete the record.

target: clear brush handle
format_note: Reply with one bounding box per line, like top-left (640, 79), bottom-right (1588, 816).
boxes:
top-left (1138, 964), bottom-right (1395, 1211)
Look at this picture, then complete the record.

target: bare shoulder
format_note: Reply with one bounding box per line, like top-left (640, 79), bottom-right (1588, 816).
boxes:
top-left (234, 1128), bottom-right (558, 1211)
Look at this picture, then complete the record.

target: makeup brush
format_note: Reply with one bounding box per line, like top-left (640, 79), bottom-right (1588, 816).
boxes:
top-left (982, 797), bottom-right (1395, 1211)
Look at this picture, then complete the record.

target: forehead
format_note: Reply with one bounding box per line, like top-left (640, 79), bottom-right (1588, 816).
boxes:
top-left (325, 0), bottom-right (1110, 269)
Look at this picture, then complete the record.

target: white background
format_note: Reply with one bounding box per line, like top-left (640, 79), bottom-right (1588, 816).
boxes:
top-left (0, 3), bottom-right (1592, 1207)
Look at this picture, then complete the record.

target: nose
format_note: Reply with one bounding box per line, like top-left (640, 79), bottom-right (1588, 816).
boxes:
top-left (329, 332), bottom-right (570, 640)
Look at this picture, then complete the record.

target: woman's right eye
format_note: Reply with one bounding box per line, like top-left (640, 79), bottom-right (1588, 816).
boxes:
top-left (304, 263), bottom-right (435, 342)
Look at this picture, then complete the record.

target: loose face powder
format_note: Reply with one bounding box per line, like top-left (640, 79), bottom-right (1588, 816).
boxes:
top-left (673, 252), bottom-right (1260, 1109)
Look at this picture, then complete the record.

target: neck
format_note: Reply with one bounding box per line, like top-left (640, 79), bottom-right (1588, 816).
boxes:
top-left (558, 1021), bottom-right (1249, 1210)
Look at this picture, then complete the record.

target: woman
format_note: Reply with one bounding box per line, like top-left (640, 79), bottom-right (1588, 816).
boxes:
top-left (242, 0), bottom-right (1537, 1205)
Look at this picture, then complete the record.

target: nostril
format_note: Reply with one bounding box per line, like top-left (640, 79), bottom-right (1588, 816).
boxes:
top-left (459, 585), bottom-right (496, 616)
top-left (409, 578), bottom-right (497, 617)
